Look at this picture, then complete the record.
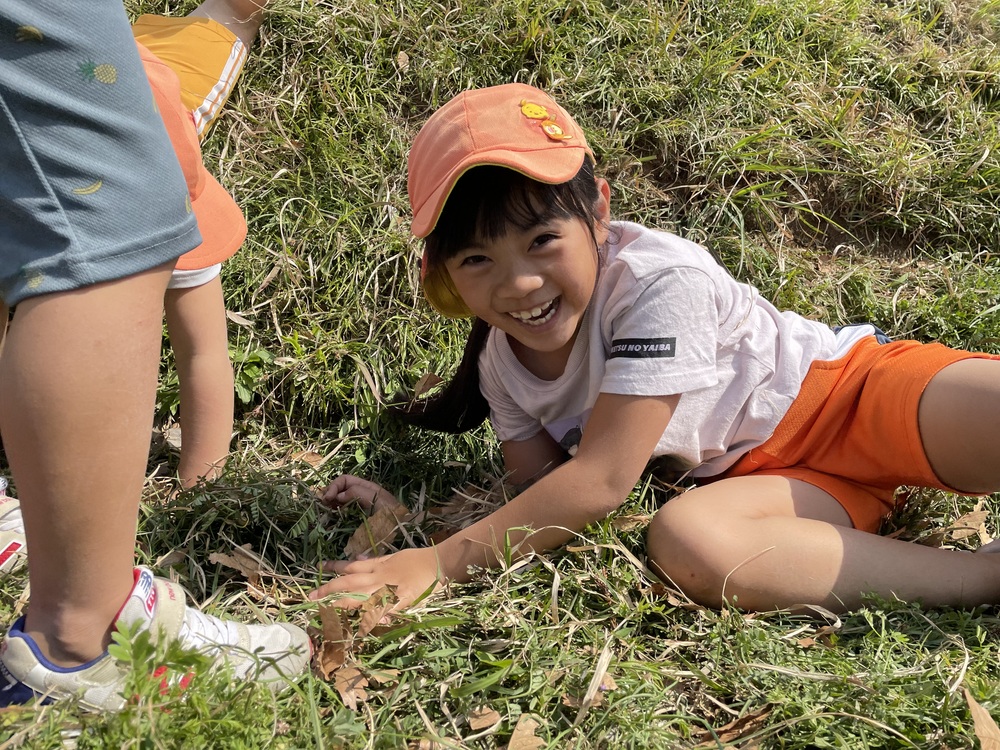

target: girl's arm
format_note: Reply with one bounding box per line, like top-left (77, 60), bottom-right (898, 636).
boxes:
top-left (309, 391), bottom-right (679, 607)
top-left (501, 431), bottom-right (568, 491)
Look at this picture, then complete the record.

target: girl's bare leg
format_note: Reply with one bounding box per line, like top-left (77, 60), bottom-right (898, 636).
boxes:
top-left (918, 358), bottom-right (1000, 492)
top-left (189, 0), bottom-right (269, 48)
top-left (649, 357), bottom-right (1000, 613)
top-left (0, 263), bottom-right (174, 665)
top-left (164, 276), bottom-right (234, 488)
top-left (648, 475), bottom-right (1000, 613)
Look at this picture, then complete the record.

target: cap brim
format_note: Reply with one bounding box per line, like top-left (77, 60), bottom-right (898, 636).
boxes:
top-left (174, 169), bottom-right (247, 271)
top-left (410, 146), bottom-right (587, 238)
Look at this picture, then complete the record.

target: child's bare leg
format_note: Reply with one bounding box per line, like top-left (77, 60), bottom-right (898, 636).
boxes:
top-left (189, 0), bottom-right (269, 48)
top-left (0, 263), bottom-right (174, 665)
top-left (164, 276), bottom-right (234, 488)
top-left (918, 358), bottom-right (1000, 492)
top-left (647, 475), bottom-right (1000, 612)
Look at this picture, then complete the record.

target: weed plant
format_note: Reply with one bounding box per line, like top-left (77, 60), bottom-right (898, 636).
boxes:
top-left (2, 0), bottom-right (1000, 746)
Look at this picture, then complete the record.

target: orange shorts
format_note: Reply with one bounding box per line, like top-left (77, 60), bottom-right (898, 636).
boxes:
top-left (713, 337), bottom-right (999, 532)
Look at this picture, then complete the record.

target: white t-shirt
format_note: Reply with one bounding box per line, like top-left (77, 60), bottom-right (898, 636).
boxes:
top-left (478, 221), bottom-right (873, 477)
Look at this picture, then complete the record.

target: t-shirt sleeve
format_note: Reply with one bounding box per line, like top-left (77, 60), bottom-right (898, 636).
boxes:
top-left (478, 346), bottom-right (544, 443)
top-left (601, 266), bottom-right (720, 396)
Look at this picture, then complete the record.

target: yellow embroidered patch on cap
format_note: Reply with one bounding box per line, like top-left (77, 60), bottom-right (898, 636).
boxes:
top-left (519, 99), bottom-right (573, 142)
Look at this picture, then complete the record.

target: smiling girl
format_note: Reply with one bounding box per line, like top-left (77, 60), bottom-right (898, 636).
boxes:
top-left (311, 83), bottom-right (1000, 614)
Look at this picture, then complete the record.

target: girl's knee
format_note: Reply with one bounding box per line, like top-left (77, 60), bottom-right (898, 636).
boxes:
top-left (647, 499), bottom-right (732, 606)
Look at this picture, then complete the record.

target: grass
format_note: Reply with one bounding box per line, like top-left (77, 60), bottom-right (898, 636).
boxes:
top-left (2, 0), bottom-right (1000, 746)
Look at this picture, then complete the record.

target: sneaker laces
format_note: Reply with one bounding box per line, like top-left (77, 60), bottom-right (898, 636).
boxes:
top-left (178, 606), bottom-right (244, 651)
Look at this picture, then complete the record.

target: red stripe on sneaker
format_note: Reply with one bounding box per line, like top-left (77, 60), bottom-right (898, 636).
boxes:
top-left (0, 541), bottom-right (23, 568)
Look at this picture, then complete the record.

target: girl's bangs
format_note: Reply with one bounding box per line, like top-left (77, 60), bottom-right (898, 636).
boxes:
top-left (426, 163), bottom-right (595, 264)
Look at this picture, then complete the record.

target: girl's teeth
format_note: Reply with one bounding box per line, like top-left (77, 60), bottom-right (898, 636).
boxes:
top-left (510, 299), bottom-right (557, 325)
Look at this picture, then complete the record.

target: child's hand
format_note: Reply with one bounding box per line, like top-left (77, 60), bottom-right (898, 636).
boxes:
top-left (307, 547), bottom-right (443, 610)
top-left (319, 474), bottom-right (405, 513)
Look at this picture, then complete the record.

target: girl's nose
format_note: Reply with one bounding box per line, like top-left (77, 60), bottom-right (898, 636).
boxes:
top-left (497, 269), bottom-right (544, 299)
top-left (497, 261), bottom-right (544, 299)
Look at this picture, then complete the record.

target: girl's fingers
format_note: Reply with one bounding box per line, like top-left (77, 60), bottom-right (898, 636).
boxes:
top-left (329, 557), bottom-right (379, 574)
top-left (317, 475), bottom-right (397, 511)
top-left (308, 569), bottom-right (383, 603)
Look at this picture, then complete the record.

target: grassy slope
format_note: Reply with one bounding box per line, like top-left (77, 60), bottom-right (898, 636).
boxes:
top-left (3, 0), bottom-right (1000, 746)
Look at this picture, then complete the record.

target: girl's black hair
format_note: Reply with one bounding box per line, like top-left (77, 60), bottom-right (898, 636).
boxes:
top-left (391, 157), bottom-right (604, 434)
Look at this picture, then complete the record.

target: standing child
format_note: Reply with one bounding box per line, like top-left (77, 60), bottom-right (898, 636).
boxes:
top-left (0, 0), bottom-right (268, 572)
top-left (310, 82), bottom-right (1000, 615)
top-left (0, 0), bottom-right (309, 710)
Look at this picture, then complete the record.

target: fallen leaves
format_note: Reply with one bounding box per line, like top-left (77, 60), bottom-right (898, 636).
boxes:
top-left (209, 543), bottom-right (267, 586)
top-left (316, 604), bottom-right (351, 679)
top-left (506, 715), bottom-right (545, 750)
top-left (334, 666), bottom-right (369, 711)
top-left (314, 589), bottom-right (401, 710)
top-left (467, 705), bottom-right (501, 731)
top-left (918, 500), bottom-right (995, 549)
top-left (965, 687), bottom-right (1000, 750)
top-left (344, 502), bottom-right (409, 559)
top-left (692, 705), bottom-right (773, 748)
top-left (425, 480), bottom-right (507, 545)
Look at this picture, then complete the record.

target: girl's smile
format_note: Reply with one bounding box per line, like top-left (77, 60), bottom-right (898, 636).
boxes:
top-left (508, 297), bottom-right (558, 325)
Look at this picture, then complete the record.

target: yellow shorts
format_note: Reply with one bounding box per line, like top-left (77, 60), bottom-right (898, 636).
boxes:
top-left (713, 337), bottom-right (1000, 532)
top-left (131, 15), bottom-right (247, 139)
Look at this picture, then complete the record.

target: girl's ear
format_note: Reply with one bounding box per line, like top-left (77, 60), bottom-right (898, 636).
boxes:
top-left (593, 177), bottom-right (612, 245)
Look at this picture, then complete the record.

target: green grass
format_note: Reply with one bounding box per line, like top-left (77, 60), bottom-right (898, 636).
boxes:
top-left (3, 0), bottom-right (1000, 746)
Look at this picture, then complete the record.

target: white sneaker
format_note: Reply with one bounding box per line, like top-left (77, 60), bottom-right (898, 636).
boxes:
top-left (0, 479), bottom-right (26, 574)
top-left (0, 567), bottom-right (311, 710)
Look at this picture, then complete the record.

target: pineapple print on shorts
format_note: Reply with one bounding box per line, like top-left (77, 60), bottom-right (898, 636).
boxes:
top-left (22, 268), bottom-right (45, 292)
top-left (14, 26), bottom-right (44, 43)
top-left (78, 60), bottom-right (118, 85)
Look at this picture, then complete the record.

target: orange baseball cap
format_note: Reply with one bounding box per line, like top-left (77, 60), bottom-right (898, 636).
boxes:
top-left (137, 42), bottom-right (246, 271)
top-left (407, 83), bottom-right (594, 239)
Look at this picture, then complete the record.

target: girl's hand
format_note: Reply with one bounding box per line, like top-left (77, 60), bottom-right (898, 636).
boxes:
top-left (319, 474), bottom-right (405, 513)
top-left (307, 547), bottom-right (443, 610)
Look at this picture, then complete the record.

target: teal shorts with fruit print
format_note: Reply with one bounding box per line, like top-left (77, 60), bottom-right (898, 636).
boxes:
top-left (0, 0), bottom-right (200, 306)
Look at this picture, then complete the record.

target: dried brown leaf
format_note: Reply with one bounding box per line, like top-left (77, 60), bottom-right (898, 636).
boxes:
top-left (948, 510), bottom-right (990, 541)
top-left (611, 513), bottom-right (651, 531)
top-left (344, 505), bottom-right (408, 559)
top-left (506, 714), bottom-right (544, 750)
top-left (334, 666), bottom-right (369, 711)
top-left (357, 585), bottom-right (399, 639)
top-left (413, 372), bottom-right (443, 398)
top-left (154, 550), bottom-right (185, 567)
top-left (468, 705), bottom-right (502, 730)
top-left (225, 310), bottom-right (254, 327)
top-left (561, 693), bottom-right (604, 709)
top-left (317, 604), bottom-right (352, 679)
top-left (646, 582), bottom-right (703, 610)
top-left (163, 424), bottom-right (183, 451)
top-left (290, 450), bottom-right (325, 469)
top-left (367, 668), bottom-right (401, 685)
top-left (965, 688), bottom-right (1000, 750)
top-left (208, 544), bottom-right (263, 584)
top-left (693, 705), bottom-right (772, 748)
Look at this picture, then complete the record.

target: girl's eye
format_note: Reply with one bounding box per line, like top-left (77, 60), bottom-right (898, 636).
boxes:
top-left (532, 233), bottom-right (557, 248)
top-left (459, 254), bottom-right (489, 267)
